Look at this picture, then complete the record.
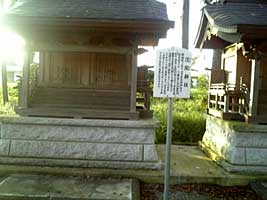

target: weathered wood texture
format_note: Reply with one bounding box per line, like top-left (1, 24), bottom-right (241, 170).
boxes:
top-left (249, 56), bottom-right (260, 116)
top-left (209, 69), bottom-right (226, 84)
top-left (38, 52), bottom-right (129, 89)
top-left (24, 51), bottom-right (140, 119)
top-left (20, 51), bottom-right (30, 108)
top-left (236, 49), bottom-right (251, 88)
top-left (223, 45), bottom-right (237, 85)
top-left (260, 57), bottom-right (267, 89)
top-left (27, 87), bottom-right (137, 119)
top-left (130, 49), bottom-right (137, 113)
top-left (30, 87), bottom-right (130, 110)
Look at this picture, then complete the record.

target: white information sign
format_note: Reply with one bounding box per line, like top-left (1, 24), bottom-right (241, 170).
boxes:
top-left (153, 47), bottom-right (192, 98)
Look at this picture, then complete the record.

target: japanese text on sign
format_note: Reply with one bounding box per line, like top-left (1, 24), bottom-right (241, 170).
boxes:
top-left (153, 47), bottom-right (192, 98)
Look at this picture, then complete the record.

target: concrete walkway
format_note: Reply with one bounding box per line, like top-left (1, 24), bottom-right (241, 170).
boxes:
top-left (0, 174), bottom-right (139, 200)
top-left (0, 145), bottom-right (265, 186)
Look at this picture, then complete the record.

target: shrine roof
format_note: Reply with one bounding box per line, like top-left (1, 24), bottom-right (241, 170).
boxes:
top-left (204, 2), bottom-right (267, 33)
top-left (5, 0), bottom-right (169, 21)
top-left (195, 1), bottom-right (267, 49)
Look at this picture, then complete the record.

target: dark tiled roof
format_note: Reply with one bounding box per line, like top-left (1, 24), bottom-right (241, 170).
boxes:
top-left (205, 2), bottom-right (267, 32)
top-left (6, 0), bottom-right (169, 21)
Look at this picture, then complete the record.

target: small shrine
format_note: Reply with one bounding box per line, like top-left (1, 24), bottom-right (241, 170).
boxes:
top-left (195, 0), bottom-right (267, 173)
top-left (4, 0), bottom-right (173, 120)
top-left (0, 0), bottom-right (173, 169)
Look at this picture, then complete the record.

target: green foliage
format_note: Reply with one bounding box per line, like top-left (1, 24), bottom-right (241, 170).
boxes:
top-left (152, 88), bottom-right (207, 144)
top-left (197, 75), bottom-right (209, 90)
top-left (0, 84), bottom-right (18, 115)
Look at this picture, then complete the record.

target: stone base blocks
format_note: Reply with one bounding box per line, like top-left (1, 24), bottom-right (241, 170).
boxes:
top-left (200, 115), bottom-right (267, 174)
top-left (0, 116), bottom-right (161, 169)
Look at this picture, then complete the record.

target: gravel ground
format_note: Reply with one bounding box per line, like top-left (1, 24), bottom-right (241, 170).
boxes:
top-left (140, 183), bottom-right (262, 200)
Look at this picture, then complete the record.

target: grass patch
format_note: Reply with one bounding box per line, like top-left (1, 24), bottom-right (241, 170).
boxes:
top-left (0, 84), bottom-right (18, 115)
top-left (152, 88), bottom-right (207, 144)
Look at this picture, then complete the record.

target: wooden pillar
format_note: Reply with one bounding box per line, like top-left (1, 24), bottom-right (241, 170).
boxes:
top-left (212, 50), bottom-right (223, 69)
top-left (38, 52), bottom-right (44, 85)
top-left (224, 93), bottom-right (229, 113)
top-left (130, 48), bottom-right (137, 113)
top-left (20, 51), bottom-right (30, 108)
top-left (215, 94), bottom-right (218, 110)
top-left (249, 55), bottom-right (260, 116)
top-left (1, 62), bottom-right (8, 104)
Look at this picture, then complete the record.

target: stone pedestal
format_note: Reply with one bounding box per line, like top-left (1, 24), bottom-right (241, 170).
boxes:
top-left (200, 115), bottom-right (267, 173)
top-left (0, 116), bottom-right (161, 169)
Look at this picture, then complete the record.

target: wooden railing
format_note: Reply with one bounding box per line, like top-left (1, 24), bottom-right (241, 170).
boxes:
top-left (208, 83), bottom-right (249, 116)
top-left (137, 80), bottom-right (152, 111)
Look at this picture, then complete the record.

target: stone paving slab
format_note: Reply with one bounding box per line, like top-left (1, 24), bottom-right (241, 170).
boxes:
top-left (0, 145), bottom-right (266, 187)
top-left (250, 182), bottom-right (267, 200)
top-left (159, 191), bottom-right (222, 200)
top-left (0, 174), bottom-right (139, 200)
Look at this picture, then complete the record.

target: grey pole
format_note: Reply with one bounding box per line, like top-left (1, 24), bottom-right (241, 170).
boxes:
top-left (1, 62), bottom-right (9, 105)
top-left (163, 97), bottom-right (173, 200)
top-left (182, 0), bottom-right (190, 49)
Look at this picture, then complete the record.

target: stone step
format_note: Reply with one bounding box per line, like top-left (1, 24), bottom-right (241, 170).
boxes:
top-left (250, 182), bottom-right (267, 200)
top-left (0, 174), bottom-right (139, 200)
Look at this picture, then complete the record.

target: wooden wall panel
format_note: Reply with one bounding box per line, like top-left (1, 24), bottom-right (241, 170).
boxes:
top-left (80, 53), bottom-right (90, 85)
top-left (44, 52), bottom-right (51, 83)
top-left (237, 49), bottom-right (251, 88)
top-left (51, 52), bottom-right (64, 84)
top-left (223, 45), bottom-right (237, 85)
top-left (38, 52), bottom-right (44, 85)
top-left (39, 52), bottom-right (129, 89)
top-left (260, 57), bottom-right (267, 89)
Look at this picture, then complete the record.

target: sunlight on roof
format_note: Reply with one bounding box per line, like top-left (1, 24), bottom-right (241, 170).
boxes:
top-left (0, 6), bottom-right (25, 66)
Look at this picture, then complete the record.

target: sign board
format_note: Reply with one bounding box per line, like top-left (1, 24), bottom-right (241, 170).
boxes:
top-left (153, 47), bottom-right (192, 98)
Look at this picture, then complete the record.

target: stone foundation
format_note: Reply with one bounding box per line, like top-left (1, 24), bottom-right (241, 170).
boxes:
top-left (200, 115), bottom-right (267, 174)
top-left (0, 116), bottom-right (161, 169)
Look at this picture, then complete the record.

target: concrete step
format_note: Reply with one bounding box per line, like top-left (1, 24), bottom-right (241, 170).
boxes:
top-left (0, 174), bottom-right (139, 200)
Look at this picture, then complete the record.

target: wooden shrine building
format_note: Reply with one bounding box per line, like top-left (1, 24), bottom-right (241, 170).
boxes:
top-left (4, 0), bottom-right (173, 120)
top-left (196, 0), bottom-right (267, 173)
top-left (195, 0), bottom-right (267, 124)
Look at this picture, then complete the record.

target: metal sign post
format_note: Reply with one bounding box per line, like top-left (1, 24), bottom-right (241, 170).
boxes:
top-left (153, 47), bottom-right (192, 200)
top-left (163, 97), bottom-right (173, 200)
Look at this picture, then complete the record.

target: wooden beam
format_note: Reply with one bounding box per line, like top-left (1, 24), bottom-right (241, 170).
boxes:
top-left (15, 107), bottom-right (139, 120)
top-left (249, 55), bottom-right (261, 116)
top-left (31, 43), bottom-right (132, 54)
top-left (1, 62), bottom-right (8, 105)
top-left (20, 51), bottom-right (30, 108)
top-left (130, 48), bottom-right (137, 113)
